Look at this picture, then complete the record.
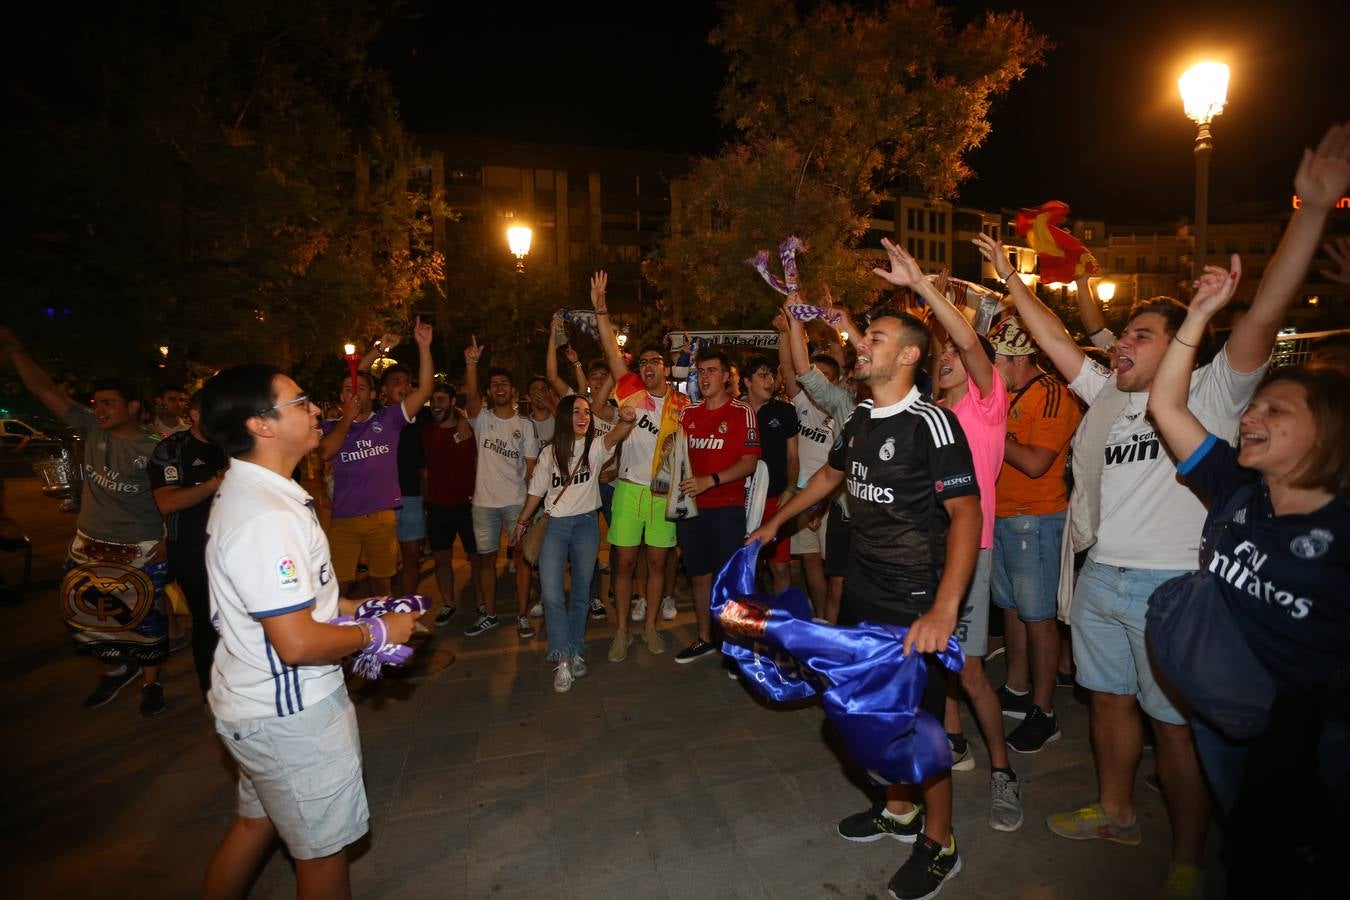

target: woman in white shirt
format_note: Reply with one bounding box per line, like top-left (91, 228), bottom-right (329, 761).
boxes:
top-left (512, 395), bottom-right (636, 691)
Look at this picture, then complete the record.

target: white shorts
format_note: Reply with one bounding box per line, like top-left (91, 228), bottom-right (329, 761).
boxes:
top-left (213, 688), bottom-right (368, 859)
top-left (955, 548), bottom-right (993, 658)
top-left (789, 510), bottom-right (828, 556)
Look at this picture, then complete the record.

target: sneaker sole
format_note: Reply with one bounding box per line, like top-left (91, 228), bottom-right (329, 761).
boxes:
top-left (990, 811), bottom-right (1024, 833)
top-left (888, 854), bottom-right (960, 900)
top-left (554, 680), bottom-right (573, 693)
top-left (951, 755), bottom-right (976, 772)
top-left (465, 623), bottom-right (500, 637)
top-left (1007, 730), bottom-right (1062, 754)
top-left (1000, 707), bottom-right (1030, 720)
top-left (837, 827), bottom-right (920, 845)
top-left (141, 702), bottom-right (168, 717)
top-left (1046, 824), bottom-right (1142, 846)
top-left (85, 669), bottom-right (142, 709)
top-left (674, 650), bottom-right (716, 665)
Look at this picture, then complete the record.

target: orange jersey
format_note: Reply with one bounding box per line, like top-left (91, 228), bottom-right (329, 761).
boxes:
top-left (995, 374), bottom-right (1081, 518)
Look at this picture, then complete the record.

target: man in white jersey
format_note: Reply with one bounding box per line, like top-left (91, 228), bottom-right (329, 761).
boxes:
top-left (462, 338), bottom-right (540, 638)
top-left (199, 364), bottom-right (415, 900)
top-left (975, 124), bottom-right (1344, 897)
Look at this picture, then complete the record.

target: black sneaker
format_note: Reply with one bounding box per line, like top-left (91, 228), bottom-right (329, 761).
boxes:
top-left (997, 684), bottom-right (1033, 720)
top-left (83, 665), bottom-right (141, 709)
top-left (588, 597), bottom-right (606, 620)
top-left (888, 833), bottom-right (960, 899)
top-left (139, 683), bottom-right (167, 717)
top-left (674, 639), bottom-right (717, 664)
top-left (837, 800), bottom-right (924, 844)
top-left (1006, 705), bottom-right (1061, 753)
top-left (434, 604), bottom-right (456, 627)
top-left (464, 614), bottom-right (499, 637)
top-left (516, 615), bottom-right (535, 639)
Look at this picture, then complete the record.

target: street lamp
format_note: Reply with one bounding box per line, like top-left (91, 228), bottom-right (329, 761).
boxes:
top-left (1179, 61), bottom-right (1230, 279)
top-left (1097, 280), bottom-right (1117, 304)
top-left (507, 225), bottom-right (533, 272)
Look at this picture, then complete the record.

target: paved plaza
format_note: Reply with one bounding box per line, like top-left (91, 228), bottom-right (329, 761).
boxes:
top-left (1, 476), bottom-right (1220, 899)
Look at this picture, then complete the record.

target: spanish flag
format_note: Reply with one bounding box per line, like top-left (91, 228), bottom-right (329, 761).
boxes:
top-left (1014, 201), bottom-right (1100, 284)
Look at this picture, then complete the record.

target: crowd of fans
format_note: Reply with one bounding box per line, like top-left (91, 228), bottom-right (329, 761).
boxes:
top-left (1, 123), bottom-right (1347, 900)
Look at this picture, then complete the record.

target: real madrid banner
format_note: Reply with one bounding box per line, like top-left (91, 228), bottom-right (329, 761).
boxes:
top-left (666, 330), bottom-right (779, 352)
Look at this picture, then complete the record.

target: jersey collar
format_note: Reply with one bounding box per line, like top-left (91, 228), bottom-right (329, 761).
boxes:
top-left (868, 386), bottom-right (920, 420)
top-left (227, 457), bottom-right (311, 503)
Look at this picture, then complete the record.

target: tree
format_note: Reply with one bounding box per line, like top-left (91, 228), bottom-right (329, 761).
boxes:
top-left (2, 1), bottom-right (444, 385)
top-left (647, 0), bottom-right (1047, 328)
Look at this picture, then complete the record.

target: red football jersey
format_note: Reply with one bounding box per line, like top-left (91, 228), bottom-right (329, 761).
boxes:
top-left (679, 398), bottom-right (761, 508)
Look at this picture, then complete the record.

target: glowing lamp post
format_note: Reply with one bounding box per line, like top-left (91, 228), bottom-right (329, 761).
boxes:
top-left (1179, 62), bottom-right (1230, 279)
top-left (1096, 280), bottom-right (1117, 305)
top-left (344, 342), bottom-right (360, 394)
top-left (507, 225), bottom-right (533, 272)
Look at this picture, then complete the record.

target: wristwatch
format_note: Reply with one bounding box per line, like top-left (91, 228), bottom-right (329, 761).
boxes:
top-left (711, 473), bottom-right (721, 488)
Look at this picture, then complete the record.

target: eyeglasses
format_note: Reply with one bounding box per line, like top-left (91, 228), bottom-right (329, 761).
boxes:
top-left (261, 394), bottom-right (310, 415)
top-left (638, 357), bottom-right (665, 368)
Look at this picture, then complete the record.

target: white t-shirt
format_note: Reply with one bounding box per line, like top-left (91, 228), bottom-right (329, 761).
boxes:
top-left (1068, 345), bottom-right (1266, 570)
top-left (528, 436), bottom-right (614, 517)
top-left (618, 392), bottom-right (665, 485)
top-left (205, 458), bottom-right (343, 721)
top-left (473, 409), bottom-right (541, 509)
top-left (531, 414), bottom-right (555, 446)
top-left (793, 391), bottom-right (836, 488)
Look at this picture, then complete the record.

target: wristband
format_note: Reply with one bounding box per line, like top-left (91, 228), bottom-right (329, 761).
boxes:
top-left (1088, 327), bottom-right (1109, 338)
top-left (595, 310), bottom-right (609, 316)
top-left (1001, 270), bottom-right (1018, 286)
top-left (1174, 335), bottom-right (1197, 348)
top-left (711, 472), bottom-right (721, 488)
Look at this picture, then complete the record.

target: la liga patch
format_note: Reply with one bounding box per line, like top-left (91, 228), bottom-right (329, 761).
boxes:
top-left (276, 556), bottom-right (299, 590)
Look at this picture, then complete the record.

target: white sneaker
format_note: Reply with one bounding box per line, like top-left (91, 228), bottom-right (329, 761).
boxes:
top-left (571, 653), bottom-right (588, 678)
top-left (553, 658), bottom-right (574, 693)
top-left (660, 595), bottom-right (677, 620)
top-left (530, 602), bottom-right (544, 618)
top-left (630, 597), bottom-right (647, 622)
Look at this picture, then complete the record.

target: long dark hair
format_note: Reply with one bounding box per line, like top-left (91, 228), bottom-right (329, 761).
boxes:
top-left (552, 394), bottom-right (595, 477)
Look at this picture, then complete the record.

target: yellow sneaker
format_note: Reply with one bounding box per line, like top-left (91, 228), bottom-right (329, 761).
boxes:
top-left (607, 630), bottom-right (633, 662)
top-left (1159, 862), bottom-right (1203, 900)
top-left (1045, 803), bottom-right (1142, 846)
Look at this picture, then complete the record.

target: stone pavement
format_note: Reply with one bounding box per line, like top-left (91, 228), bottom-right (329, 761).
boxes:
top-left (1, 476), bottom-right (1221, 899)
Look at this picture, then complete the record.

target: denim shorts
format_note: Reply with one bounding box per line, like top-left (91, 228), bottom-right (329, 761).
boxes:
top-left (213, 688), bottom-right (369, 859)
top-left (1070, 558), bottom-right (1188, 726)
top-left (991, 510), bottom-right (1066, 623)
top-left (472, 503), bottom-right (523, 555)
top-left (955, 548), bottom-right (993, 657)
top-left (395, 495), bottom-right (426, 542)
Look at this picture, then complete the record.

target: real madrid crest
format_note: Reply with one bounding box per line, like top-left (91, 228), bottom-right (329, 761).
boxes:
top-left (879, 437), bottom-right (895, 461)
top-left (1290, 528), bottom-right (1333, 560)
top-left (718, 420), bottom-right (728, 434)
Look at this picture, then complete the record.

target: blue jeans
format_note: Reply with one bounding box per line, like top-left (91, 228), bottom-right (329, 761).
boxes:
top-left (991, 510), bottom-right (1066, 622)
top-left (540, 510), bottom-right (600, 661)
top-left (591, 481), bottom-right (616, 601)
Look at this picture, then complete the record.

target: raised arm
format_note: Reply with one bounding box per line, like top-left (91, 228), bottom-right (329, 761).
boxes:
top-left (1074, 276), bottom-right (1113, 348)
top-left (973, 232), bottom-right (1085, 383)
top-left (603, 404), bottom-right (638, 449)
top-left (589, 271), bottom-right (630, 379)
top-left (875, 240), bottom-right (994, 397)
top-left (0, 327), bottom-right (75, 418)
top-left (773, 308), bottom-right (801, 399)
top-left (1227, 122), bottom-right (1350, 373)
top-left (357, 332), bottom-right (400, 373)
top-left (545, 316), bottom-right (574, 399)
top-left (1148, 256), bottom-right (1242, 461)
top-left (317, 393), bottom-right (357, 461)
top-left (463, 336), bottom-right (484, 420)
top-left (402, 318), bottom-right (434, 418)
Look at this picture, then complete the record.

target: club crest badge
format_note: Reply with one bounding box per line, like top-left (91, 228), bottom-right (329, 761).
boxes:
top-left (1290, 529), bottom-right (1332, 560)
top-left (879, 437), bottom-right (895, 461)
top-left (371, 420), bottom-right (384, 434)
top-left (718, 421), bottom-right (728, 434)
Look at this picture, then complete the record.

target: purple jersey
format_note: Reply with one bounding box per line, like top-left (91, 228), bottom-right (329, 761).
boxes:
top-left (322, 404), bottom-right (412, 518)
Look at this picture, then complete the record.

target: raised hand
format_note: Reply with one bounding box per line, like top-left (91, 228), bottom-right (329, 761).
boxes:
top-left (413, 316), bottom-right (433, 348)
top-left (1189, 255), bottom-right (1242, 319)
top-left (375, 332), bottom-right (401, 351)
top-left (1294, 122), bottom-right (1350, 210)
top-left (771, 308), bottom-right (789, 334)
top-left (872, 237), bottom-right (925, 288)
top-left (590, 271), bottom-right (609, 310)
top-left (562, 345), bottom-right (580, 365)
top-left (934, 268), bottom-right (951, 298)
top-left (1321, 236), bottom-right (1350, 285)
top-left (464, 334), bottom-right (482, 365)
top-left (972, 233), bottom-right (1014, 280)
top-left (618, 404), bottom-right (637, 424)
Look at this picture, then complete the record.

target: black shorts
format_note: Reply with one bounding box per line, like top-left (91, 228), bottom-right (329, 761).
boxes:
top-left (426, 503), bottom-right (476, 554)
top-left (677, 505), bottom-right (746, 578)
top-left (837, 597), bottom-right (948, 723)
top-left (824, 501), bottom-right (851, 578)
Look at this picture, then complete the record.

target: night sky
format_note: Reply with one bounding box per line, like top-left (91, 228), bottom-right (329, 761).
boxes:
top-left (375, 0), bottom-right (1348, 224)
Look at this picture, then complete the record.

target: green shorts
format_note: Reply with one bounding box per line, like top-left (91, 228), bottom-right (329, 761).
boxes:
top-left (608, 480), bottom-right (677, 549)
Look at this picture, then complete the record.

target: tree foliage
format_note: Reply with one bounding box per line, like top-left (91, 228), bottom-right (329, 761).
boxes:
top-left (647, 0), bottom-right (1047, 327)
top-left (3, 0), bottom-right (443, 384)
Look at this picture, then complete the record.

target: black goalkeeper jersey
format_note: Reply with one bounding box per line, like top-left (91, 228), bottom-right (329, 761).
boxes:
top-left (828, 386), bottom-right (979, 621)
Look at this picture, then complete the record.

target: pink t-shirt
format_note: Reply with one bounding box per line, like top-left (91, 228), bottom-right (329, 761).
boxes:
top-left (947, 374), bottom-right (1007, 549)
